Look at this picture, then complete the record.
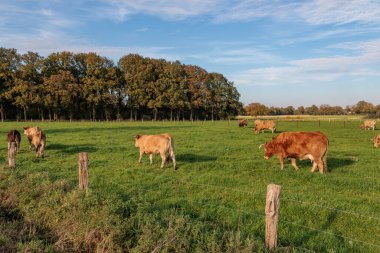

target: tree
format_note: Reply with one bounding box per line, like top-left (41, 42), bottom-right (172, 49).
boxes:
top-left (245, 103), bottom-right (268, 116)
top-left (0, 48), bottom-right (20, 121)
top-left (354, 100), bottom-right (375, 114)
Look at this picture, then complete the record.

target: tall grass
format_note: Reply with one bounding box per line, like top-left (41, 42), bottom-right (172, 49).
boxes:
top-left (0, 120), bottom-right (379, 252)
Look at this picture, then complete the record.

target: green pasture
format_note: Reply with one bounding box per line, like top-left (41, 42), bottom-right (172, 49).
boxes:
top-left (0, 120), bottom-right (379, 252)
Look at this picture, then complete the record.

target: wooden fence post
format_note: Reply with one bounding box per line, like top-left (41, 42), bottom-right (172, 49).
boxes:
top-left (8, 142), bottom-right (16, 168)
top-left (265, 184), bottom-right (281, 251)
top-left (78, 152), bottom-right (89, 191)
top-left (318, 120), bottom-right (321, 128)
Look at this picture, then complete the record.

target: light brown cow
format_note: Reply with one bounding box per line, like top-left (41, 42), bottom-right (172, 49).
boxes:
top-left (373, 133), bottom-right (380, 148)
top-left (30, 131), bottom-right (46, 159)
top-left (261, 131), bottom-right (329, 173)
top-left (23, 126), bottom-right (42, 150)
top-left (134, 133), bottom-right (176, 169)
top-left (360, 120), bottom-right (376, 130)
top-left (254, 120), bottom-right (276, 134)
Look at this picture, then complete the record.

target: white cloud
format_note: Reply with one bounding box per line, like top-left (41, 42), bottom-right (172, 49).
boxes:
top-left (231, 39), bottom-right (380, 86)
top-left (97, 0), bottom-right (223, 21)
top-left (297, 0), bottom-right (380, 25)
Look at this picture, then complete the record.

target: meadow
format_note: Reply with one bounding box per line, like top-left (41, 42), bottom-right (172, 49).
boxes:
top-left (0, 120), bottom-right (379, 252)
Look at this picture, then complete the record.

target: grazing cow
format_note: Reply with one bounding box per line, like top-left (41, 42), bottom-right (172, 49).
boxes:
top-left (7, 130), bottom-right (21, 153)
top-left (360, 120), bottom-right (376, 130)
top-left (261, 131), bottom-right (329, 173)
top-left (254, 120), bottom-right (276, 134)
top-left (30, 131), bottom-right (46, 159)
top-left (239, 119), bottom-right (248, 128)
top-left (134, 133), bottom-right (176, 169)
top-left (373, 133), bottom-right (380, 148)
top-left (23, 126), bottom-right (42, 150)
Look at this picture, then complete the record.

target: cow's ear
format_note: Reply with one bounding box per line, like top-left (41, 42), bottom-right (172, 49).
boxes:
top-left (23, 127), bottom-right (27, 130)
top-left (134, 135), bottom-right (141, 139)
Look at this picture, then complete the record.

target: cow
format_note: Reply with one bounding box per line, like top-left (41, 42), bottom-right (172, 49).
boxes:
top-left (254, 120), bottom-right (276, 134)
top-left (239, 119), bottom-right (248, 128)
top-left (7, 129), bottom-right (21, 153)
top-left (134, 133), bottom-right (176, 169)
top-left (23, 126), bottom-right (42, 150)
top-left (373, 133), bottom-right (380, 148)
top-left (30, 131), bottom-right (46, 159)
top-left (360, 120), bottom-right (376, 130)
top-left (261, 131), bottom-right (329, 173)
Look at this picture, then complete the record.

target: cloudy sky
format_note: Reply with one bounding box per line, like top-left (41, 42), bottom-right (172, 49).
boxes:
top-left (1, 0), bottom-right (380, 107)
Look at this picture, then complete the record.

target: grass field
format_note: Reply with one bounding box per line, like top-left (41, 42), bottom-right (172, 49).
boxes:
top-left (0, 120), bottom-right (379, 252)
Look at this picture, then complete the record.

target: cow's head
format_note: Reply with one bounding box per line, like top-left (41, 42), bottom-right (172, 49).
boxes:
top-left (134, 135), bottom-right (141, 147)
top-left (23, 126), bottom-right (30, 135)
top-left (374, 137), bottom-right (380, 148)
top-left (263, 141), bottom-right (276, 159)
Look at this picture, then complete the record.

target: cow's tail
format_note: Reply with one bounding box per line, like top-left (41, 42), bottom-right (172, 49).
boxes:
top-left (167, 136), bottom-right (176, 169)
top-left (322, 139), bottom-right (329, 173)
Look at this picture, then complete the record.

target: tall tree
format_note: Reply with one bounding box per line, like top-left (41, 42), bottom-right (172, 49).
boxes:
top-left (0, 48), bottom-right (20, 121)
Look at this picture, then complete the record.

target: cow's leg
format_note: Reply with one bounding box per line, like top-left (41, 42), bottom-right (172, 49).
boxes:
top-left (290, 158), bottom-right (299, 171)
top-left (160, 152), bottom-right (167, 169)
top-left (311, 162), bottom-right (318, 172)
top-left (149, 154), bottom-right (153, 165)
top-left (138, 151), bottom-right (143, 163)
top-left (7, 141), bottom-right (10, 150)
top-left (316, 159), bottom-right (325, 174)
top-left (278, 156), bottom-right (284, 170)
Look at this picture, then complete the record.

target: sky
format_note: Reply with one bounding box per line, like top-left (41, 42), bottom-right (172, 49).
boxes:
top-left (1, 0), bottom-right (380, 107)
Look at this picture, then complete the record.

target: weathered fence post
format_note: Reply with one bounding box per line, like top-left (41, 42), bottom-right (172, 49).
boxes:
top-left (8, 142), bottom-right (16, 168)
top-left (78, 152), bottom-right (89, 191)
top-left (265, 184), bottom-right (281, 251)
top-left (318, 120), bottom-right (321, 128)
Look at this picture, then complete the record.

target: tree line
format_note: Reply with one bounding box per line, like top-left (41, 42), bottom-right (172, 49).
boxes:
top-left (0, 48), bottom-right (243, 121)
top-left (245, 101), bottom-right (380, 117)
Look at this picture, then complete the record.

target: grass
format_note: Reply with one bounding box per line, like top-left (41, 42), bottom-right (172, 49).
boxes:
top-left (0, 120), bottom-right (379, 252)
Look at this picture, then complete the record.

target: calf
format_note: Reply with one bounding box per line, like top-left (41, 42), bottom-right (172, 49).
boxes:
top-left (31, 131), bottom-right (46, 159)
top-left (134, 133), bottom-right (176, 169)
top-left (261, 131), bottom-right (329, 173)
top-left (360, 120), bottom-right (376, 130)
top-left (254, 120), bottom-right (276, 134)
top-left (7, 129), bottom-right (21, 153)
top-left (239, 119), bottom-right (248, 127)
top-left (23, 126), bottom-right (42, 150)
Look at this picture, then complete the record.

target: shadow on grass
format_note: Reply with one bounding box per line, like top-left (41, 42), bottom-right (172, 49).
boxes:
top-left (176, 153), bottom-right (217, 163)
top-left (0, 193), bottom-right (58, 252)
top-left (46, 125), bottom-right (193, 134)
top-left (47, 143), bottom-right (98, 154)
top-left (326, 157), bottom-right (356, 172)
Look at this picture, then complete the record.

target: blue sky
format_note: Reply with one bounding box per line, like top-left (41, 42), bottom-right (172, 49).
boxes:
top-left (1, 0), bottom-right (380, 107)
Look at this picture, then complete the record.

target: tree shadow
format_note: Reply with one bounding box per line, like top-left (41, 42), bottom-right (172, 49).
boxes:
top-left (176, 153), bottom-right (217, 163)
top-left (46, 125), bottom-right (193, 134)
top-left (47, 143), bottom-right (98, 154)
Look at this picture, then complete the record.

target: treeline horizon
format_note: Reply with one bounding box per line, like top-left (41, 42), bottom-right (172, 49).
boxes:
top-left (0, 48), bottom-right (243, 121)
top-left (244, 101), bottom-right (380, 117)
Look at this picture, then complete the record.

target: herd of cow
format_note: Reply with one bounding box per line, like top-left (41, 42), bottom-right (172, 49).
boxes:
top-left (239, 118), bottom-right (380, 173)
top-left (4, 119), bottom-right (379, 173)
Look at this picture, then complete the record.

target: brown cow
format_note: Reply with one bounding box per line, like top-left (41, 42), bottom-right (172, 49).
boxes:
top-left (23, 126), bottom-right (42, 150)
top-left (239, 119), bottom-right (248, 127)
top-left (373, 133), bottom-right (380, 148)
top-left (30, 131), bottom-right (46, 159)
top-left (254, 120), bottom-right (276, 134)
top-left (360, 120), bottom-right (376, 130)
top-left (134, 133), bottom-right (176, 169)
top-left (261, 131), bottom-right (329, 173)
top-left (7, 129), bottom-right (21, 153)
